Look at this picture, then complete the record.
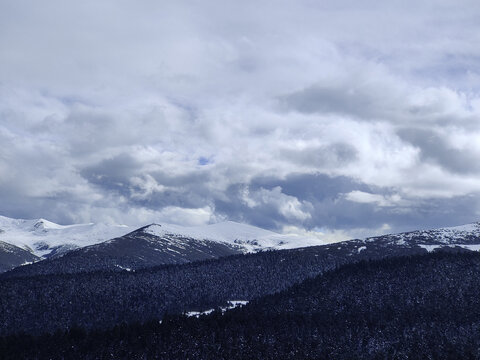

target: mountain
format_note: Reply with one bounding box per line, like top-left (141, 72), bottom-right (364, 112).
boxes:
top-left (0, 240), bottom-right (39, 273)
top-left (3, 251), bottom-right (480, 359)
top-left (141, 221), bottom-right (324, 252)
top-left (7, 224), bottom-right (244, 275)
top-left (3, 220), bottom-right (480, 335)
top-left (0, 215), bottom-right (323, 260)
top-left (0, 215), bottom-right (133, 258)
top-left (327, 221), bottom-right (480, 259)
top-left (0, 220), bottom-right (325, 275)
top-left (2, 221), bottom-right (480, 357)
top-left (3, 215), bottom-right (480, 277)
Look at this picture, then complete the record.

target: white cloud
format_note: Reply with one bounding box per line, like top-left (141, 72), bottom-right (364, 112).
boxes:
top-left (155, 206), bottom-right (216, 227)
top-left (282, 223), bottom-right (394, 243)
top-left (342, 191), bottom-right (407, 208)
top-left (1, 0), bottom-right (480, 233)
top-left (130, 175), bottom-right (167, 200)
top-left (282, 225), bottom-right (350, 243)
top-left (242, 186), bottom-right (312, 222)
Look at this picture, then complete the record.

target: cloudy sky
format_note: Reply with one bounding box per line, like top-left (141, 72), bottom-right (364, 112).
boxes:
top-left (1, 0), bottom-right (480, 240)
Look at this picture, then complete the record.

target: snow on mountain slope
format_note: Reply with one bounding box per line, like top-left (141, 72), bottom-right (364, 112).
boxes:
top-left (138, 220), bottom-right (480, 260)
top-left (0, 215), bottom-right (132, 258)
top-left (363, 222), bottom-right (480, 247)
top-left (4, 218), bottom-right (480, 277)
top-left (314, 221), bottom-right (480, 258)
top-left (2, 211), bottom-right (480, 262)
top-left (0, 220), bottom-right (328, 276)
top-left (0, 215), bottom-right (325, 260)
top-left (142, 221), bottom-right (324, 253)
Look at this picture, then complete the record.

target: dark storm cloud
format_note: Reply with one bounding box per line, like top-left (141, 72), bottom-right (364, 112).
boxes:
top-left (250, 174), bottom-right (389, 231)
top-left (280, 83), bottom-right (388, 120)
top-left (215, 173), bottom-right (480, 235)
top-left (397, 128), bottom-right (480, 174)
top-left (249, 173), bottom-right (371, 203)
top-left (0, 189), bottom-right (74, 225)
top-left (214, 186), bottom-right (283, 230)
top-left (281, 143), bottom-right (358, 168)
top-left (215, 174), bottom-right (380, 231)
top-left (81, 153), bottom-right (142, 191)
top-left (80, 155), bottom-right (215, 210)
top-left (279, 73), bottom-right (478, 127)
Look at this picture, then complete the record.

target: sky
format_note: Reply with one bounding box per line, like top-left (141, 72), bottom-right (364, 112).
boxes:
top-left (1, 0), bottom-right (480, 241)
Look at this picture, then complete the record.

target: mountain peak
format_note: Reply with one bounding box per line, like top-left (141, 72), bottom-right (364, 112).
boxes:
top-left (0, 215), bottom-right (135, 258)
top-left (139, 223), bottom-right (163, 233)
top-left (32, 219), bottom-right (64, 231)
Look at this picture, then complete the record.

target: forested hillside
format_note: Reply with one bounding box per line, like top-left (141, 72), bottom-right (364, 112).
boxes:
top-left (0, 246), bottom-right (348, 336)
top-left (2, 251), bottom-right (480, 359)
top-left (2, 225), bottom-right (472, 337)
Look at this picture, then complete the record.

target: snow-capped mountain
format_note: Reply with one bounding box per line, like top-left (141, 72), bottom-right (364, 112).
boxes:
top-left (362, 222), bottom-right (480, 251)
top-left (0, 215), bottom-right (324, 260)
top-left (313, 221), bottom-right (480, 260)
top-left (1, 221), bottom-right (327, 275)
top-left (0, 215), bottom-right (133, 258)
top-left (3, 213), bottom-right (480, 277)
top-left (142, 221), bottom-right (324, 253)
top-left (0, 215), bottom-right (326, 274)
top-left (127, 220), bottom-right (480, 256)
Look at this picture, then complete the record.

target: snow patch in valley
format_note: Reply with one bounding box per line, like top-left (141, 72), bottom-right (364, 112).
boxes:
top-left (419, 244), bottom-right (480, 252)
top-left (115, 264), bottom-right (133, 272)
top-left (185, 300), bottom-right (249, 318)
top-left (357, 246), bottom-right (367, 253)
top-left (185, 309), bottom-right (215, 317)
top-left (457, 244), bottom-right (480, 251)
top-left (419, 245), bottom-right (442, 253)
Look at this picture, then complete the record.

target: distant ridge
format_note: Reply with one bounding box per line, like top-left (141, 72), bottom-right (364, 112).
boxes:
top-left (0, 215), bottom-right (324, 262)
top-left (3, 213), bottom-right (480, 276)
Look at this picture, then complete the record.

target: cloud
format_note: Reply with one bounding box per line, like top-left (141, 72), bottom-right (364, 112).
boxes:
top-left (279, 66), bottom-right (479, 127)
top-left (130, 175), bottom-right (167, 200)
top-left (243, 186), bottom-right (313, 222)
top-left (342, 191), bottom-right (404, 207)
top-left (397, 127), bottom-right (480, 174)
top-left (1, 0), bottom-right (480, 238)
top-left (282, 223), bottom-right (394, 243)
top-left (155, 206), bottom-right (216, 227)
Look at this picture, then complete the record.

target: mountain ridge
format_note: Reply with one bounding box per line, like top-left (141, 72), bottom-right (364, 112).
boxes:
top-left (0, 215), bottom-right (325, 258)
top-left (3, 213), bottom-right (480, 276)
top-left (0, 215), bottom-right (133, 258)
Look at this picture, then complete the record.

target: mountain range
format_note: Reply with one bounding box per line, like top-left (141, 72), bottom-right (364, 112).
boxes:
top-left (2, 215), bottom-right (480, 358)
top-left (2, 213), bottom-right (480, 276)
top-left (0, 215), bottom-right (324, 273)
top-left (2, 220), bottom-right (480, 336)
top-left (0, 215), bottom-right (134, 258)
